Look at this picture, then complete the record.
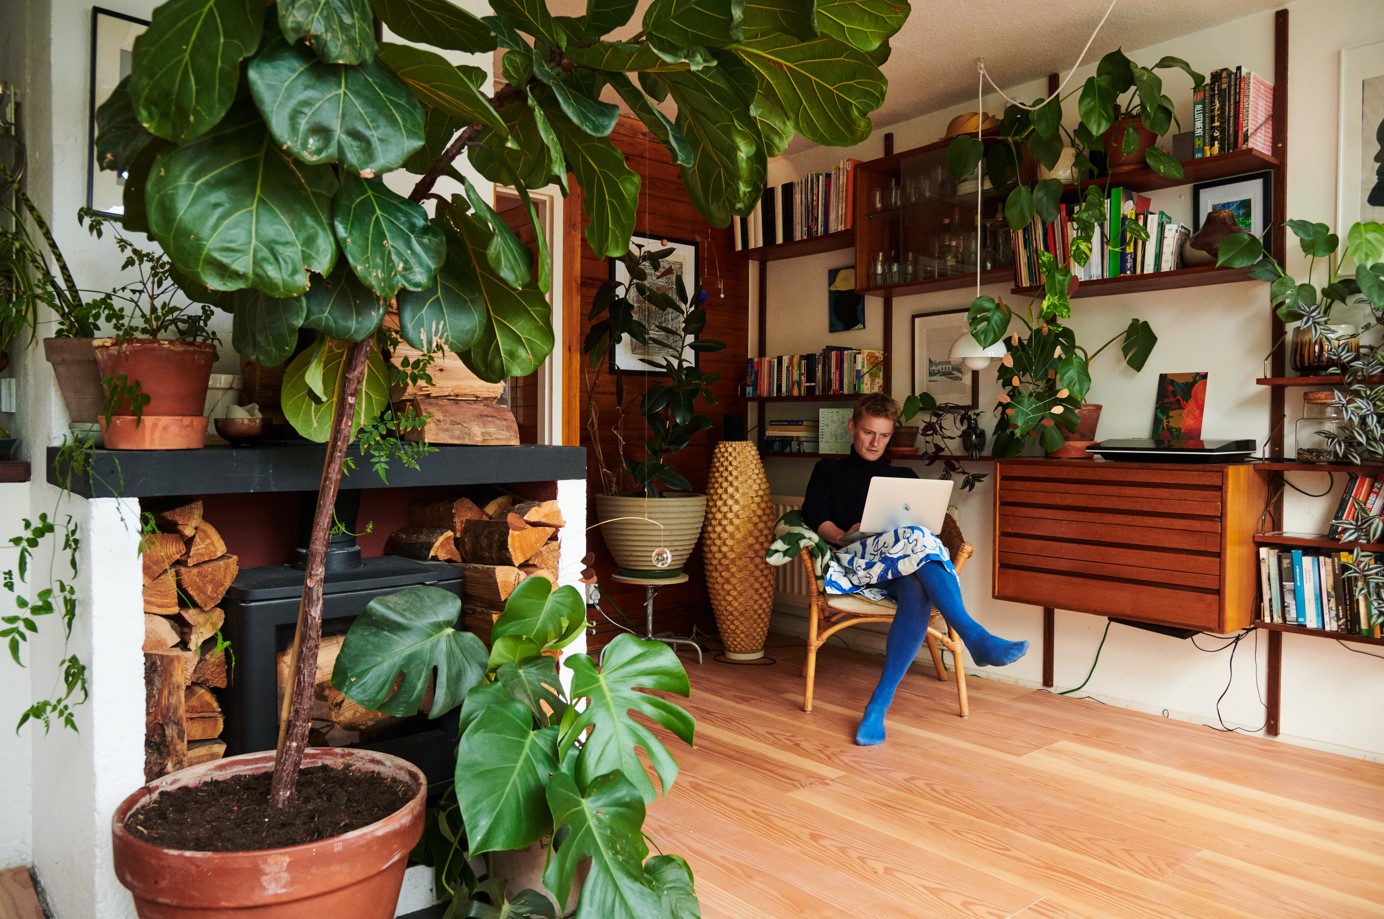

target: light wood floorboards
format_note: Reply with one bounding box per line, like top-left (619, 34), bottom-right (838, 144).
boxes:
top-left (642, 638), bottom-right (1384, 918)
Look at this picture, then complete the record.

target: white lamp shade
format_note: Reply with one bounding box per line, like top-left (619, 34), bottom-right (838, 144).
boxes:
top-left (949, 331), bottom-right (1006, 370)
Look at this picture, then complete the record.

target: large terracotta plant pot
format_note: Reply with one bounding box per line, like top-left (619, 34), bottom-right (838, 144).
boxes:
top-left (1104, 118), bottom-right (1158, 173)
top-left (112, 747), bottom-right (426, 919)
top-left (702, 442), bottom-right (776, 661)
top-left (43, 336), bottom-right (104, 425)
top-left (595, 493), bottom-right (707, 579)
top-left (1046, 403), bottom-right (1103, 458)
top-left (93, 338), bottom-right (217, 417)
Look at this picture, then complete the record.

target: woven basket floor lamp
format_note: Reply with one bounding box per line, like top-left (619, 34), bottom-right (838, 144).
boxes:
top-left (703, 441), bottom-right (776, 662)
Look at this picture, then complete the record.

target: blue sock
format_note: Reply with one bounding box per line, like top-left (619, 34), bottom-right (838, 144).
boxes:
top-left (915, 562), bottom-right (1029, 667)
top-left (855, 579), bottom-right (931, 745)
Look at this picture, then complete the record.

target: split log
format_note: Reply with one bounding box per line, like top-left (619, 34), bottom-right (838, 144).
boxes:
top-left (143, 570), bottom-right (181, 616)
top-left (144, 650), bottom-right (187, 780)
top-left (462, 603), bottom-right (505, 644)
top-left (384, 527), bottom-right (461, 562)
top-left (184, 712), bottom-right (224, 742)
top-left (140, 533), bottom-right (187, 579)
top-left (518, 564), bottom-right (558, 585)
top-left (177, 607), bottom-right (225, 651)
top-left (191, 643), bottom-right (228, 689)
top-left (482, 495), bottom-right (514, 519)
top-left (408, 496), bottom-right (486, 535)
top-left (276, 633), bottom-right (397, 729)
top-left (186, 522), bottom-right (227, 566)
top-left (175, 554), bottom-right (239, 610)
top-left (399, 396), bottom-right (520, 445)
top-left (510, 500), bottom-right (565, 529)
top-left (184, 683), bottom-right (221, 716)
top-left (524, 540), bottom-right (561, 572)
top-left (459, 564), bottom-right (524, 605)
top-left (143, 615), bottom-right (181, 651)
top-left (185, 739), bottom-right (227, 766)
top-left (457, 517), bottom-right (554, 567)
top-left (389, 341), bottom-right (506, 401)
top-left (153, 500), bottom-right (203, 538)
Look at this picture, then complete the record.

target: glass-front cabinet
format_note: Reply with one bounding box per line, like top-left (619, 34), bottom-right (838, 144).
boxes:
top-left (853, 138), bottom-right (1014, 295)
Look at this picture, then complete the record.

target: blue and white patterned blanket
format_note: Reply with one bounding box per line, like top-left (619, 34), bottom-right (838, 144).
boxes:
top-left (764, 510), bottom-right (953, 601)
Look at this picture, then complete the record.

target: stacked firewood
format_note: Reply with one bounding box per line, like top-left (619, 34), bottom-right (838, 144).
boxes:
top-left (390, 337), bottom-right (520, 445)
top-left (273, 632), bottom-right (393, 749)
top-left (139, 500), bottom-right (238, 781)
top-left (386, 494), bottom-right (565, 640)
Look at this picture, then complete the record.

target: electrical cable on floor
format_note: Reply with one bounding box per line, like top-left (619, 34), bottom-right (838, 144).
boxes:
top-left (1056, 619), bottom-right (1112, 695)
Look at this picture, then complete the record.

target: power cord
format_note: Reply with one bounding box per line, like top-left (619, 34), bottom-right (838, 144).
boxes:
top-left (1193, 627), bottom-right (1267, 734)
top-left (1336, 639), bottom-right (1384, 660)
top-left (1054, 619), bottom-right (1112, 695)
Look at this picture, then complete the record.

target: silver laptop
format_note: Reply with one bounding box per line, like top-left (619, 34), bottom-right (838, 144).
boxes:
top-left (849, 478), bottom-right (954, 541)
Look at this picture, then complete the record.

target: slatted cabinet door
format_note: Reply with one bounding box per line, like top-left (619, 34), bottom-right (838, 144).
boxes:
top-left (993, 459), bottom-right (1268, 632)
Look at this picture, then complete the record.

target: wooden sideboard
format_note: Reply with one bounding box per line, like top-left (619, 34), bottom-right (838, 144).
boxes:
top-left (993, 459), bottom-right (1268, 633)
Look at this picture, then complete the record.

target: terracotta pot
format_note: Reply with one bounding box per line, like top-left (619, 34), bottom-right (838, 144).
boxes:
top-left (92, 338), bottom-right (216, 417)
top-left (595, 493), bottom-right (706, 579)
top-left (112, 747), bottom-right (426, 919)
top-left (100, 415), bottom-right (208, 450)
top-left (1104, 118), bottom-right (1158, 173)
top-left (43, 337), bottom-right (104, 424)
top-left (1046, 403), bottom-right (1103, 459)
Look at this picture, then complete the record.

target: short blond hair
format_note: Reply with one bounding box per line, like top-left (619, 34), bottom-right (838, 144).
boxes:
top-left (852, 393), bottom-right (900, 425)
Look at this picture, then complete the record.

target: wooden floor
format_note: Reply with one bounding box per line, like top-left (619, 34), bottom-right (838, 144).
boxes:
top-left (643, 637), bottom-right (1384, 919)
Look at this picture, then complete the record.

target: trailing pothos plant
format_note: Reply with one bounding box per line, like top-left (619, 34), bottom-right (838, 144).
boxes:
top-left (966, 250), bottom-right (1157, 456)
top-left (101, 0), bottom-right (909, 810)
top-left (900, 392), bottom-right (988, 491)
top-left (332, 576), bottom-right (697, 918)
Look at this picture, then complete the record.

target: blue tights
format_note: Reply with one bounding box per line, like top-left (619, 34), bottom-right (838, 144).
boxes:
top-left (855, 561), bottom-right (1028, 746)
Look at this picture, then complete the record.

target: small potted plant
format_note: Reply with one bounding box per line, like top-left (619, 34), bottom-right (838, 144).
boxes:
top-left (583, 245), bottom-right (726, 578)
top-left (900, 392), bottom-right (990, 490)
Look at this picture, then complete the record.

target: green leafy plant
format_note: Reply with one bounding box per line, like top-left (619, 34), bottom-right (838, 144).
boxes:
top-left (0, 162), bottom-right (94, 340)
top-left (103, 0), bottom-right (907, 816)
top-left (967, 250), bottom-right (1157, 456)
top-left (332, 577), bottom-right (697, 918)
top-left (583, 246), bottom-right (725, 497)
top-left (900, 393), bottom-right (988, 491)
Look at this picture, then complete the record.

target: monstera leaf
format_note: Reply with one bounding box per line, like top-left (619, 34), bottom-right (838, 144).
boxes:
top-left (561, 634), bottom-right (695, 804)
top-left (455, 701), bottom-right (561, 854)
top-left (543, 771), bottom-right (660, 919)
top-left (278, 0), bottom-right (376, 64)
top-left (332, 584), bottom-right (489, 717)
top-left (489, 577), bottom-right (586, 652)
top-left (280, 336), bottom-right (391, 441)
top-left (646, 856), bottom-right (699, 919)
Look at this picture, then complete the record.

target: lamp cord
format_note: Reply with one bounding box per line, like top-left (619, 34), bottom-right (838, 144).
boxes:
top-left (974, 0), bottom-right (1121, 112)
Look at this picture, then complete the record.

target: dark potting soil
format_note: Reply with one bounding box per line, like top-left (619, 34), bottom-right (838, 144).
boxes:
top-left (123, 765), bottom-right (414, 852)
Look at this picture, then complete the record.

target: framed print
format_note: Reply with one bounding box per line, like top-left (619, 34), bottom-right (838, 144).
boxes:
top-left (1192, 171), bottom-right (1271, 240)
top-left (88, 8), bottom-right (148, 218)
top-left (610, 233), bottom-right (698, 373)
top-left (911, 308), bottom-right (977, 409)
top-left (1338, 39), bottom-right (1384, 228)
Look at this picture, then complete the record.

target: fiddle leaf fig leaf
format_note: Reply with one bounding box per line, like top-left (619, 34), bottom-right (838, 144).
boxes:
top-left (544, 771), bottom-right (660, 919)
top-left (456, 702), bottom-right (561, 855)
top-left (579, 0), bottom-right (640, 37)
top-left (605, 72), bottom-right (694, 166)
top-left (1120, 318), bottom-right (1157, 371)
top-left (302, 266), bottom-right (388, 341)
top-left (730, 31), bottom-right (884, 146)
top-left (278, 0), bottom-right (376, 64)
top-left (333, 173), bottom-right (445, 298)
top-left (561, 634), bottom-right (694, 804)
top-left (565, 41), bottom-right (693, 73)
top-left (228, 289), bottom-right (307, 366)
top-left (146, 104), bottom-right (338, 297)
top-left (753, 93), bottom-right (796, 159)
top-left (644, 0), bottom-right (743, 48)
top-left (815, 0), bottom-right (909, 52)
top-left (471, 96), bottom-right (565, 191)
top-left (94, 78), bottom-right (153, 177)
top-left (370, 0), bottom-right (497, 54)
top-left (741, 0), bottom-right (816, 39)
top-left (549, 114), bottom-right (639, 257)
top-left (249, 39), bottom-right (425, 174)
top-left (532, 53), bottom-right (621, 137)
top-left (491, 0), bottom-right (566, 49)
top-left (396, 232), bottom-right (486, 354)
top-left (403, 106), bottom-right (463, 176)
top-left (452, 212), bottom-right (555, 381)
top-left (129, 0), bottom-right (264, 143)
top-left (663, 69), bottom-right (765, 226)
top-left (377, 43), bottom-right (508, 137)
top-left (332, 584), bottom-right (489, 717)
top-left (281, 336), bottom-right (390, 441)
top-left (459, 182), bottom-right (533, 290)
top-left (1216, 230), bottom-right (1264, 268)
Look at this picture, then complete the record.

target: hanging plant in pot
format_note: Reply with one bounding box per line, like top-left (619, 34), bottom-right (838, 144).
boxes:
top-left (584, 246), bottom-right (726, 579)
top-left (95, 0), bottom-right (907, 914)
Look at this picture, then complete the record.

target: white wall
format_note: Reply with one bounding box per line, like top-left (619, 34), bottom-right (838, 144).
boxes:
top-left (762, 0), bottom-right (1384, 761)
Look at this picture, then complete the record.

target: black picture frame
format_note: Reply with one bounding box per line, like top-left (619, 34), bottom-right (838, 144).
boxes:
top-left (608, 232), bottom-right (699, 375)
top-left (88, 7), bottom-right (149, 219)
top-left (911, 308), bottom-right (979, 410)
top-left (1192, 171), bottom-right (1273, 250)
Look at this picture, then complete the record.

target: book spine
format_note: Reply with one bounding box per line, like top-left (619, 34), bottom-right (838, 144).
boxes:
top-left (1259, 546), bottom-right (1274, 622)
top-left (1301, 550), bottom-right (1321, 629)
top-left (1280, 551), bottom-right (1299, 626)
top-left (1107, 188), bottom-right (1124, 278)
top-left (1193, 86), bottom-right (1205, 158)
top-left (1231, 65), bottom-right (1243, 152)
top-left (1266, 546), bottom-right (1283, 623)
top-left (1290, 548), bottom-right (1307, 627)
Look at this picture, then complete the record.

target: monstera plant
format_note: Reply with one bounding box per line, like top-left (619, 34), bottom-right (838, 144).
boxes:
top-left (98, 0), bottom-right (908, 827)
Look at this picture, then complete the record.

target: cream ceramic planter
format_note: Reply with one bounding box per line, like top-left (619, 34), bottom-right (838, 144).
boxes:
top-left (595, 493), bottom-right (707, 579)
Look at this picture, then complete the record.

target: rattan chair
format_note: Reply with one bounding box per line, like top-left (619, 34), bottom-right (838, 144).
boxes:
top-left (799, 513), bottom-right (972, 717)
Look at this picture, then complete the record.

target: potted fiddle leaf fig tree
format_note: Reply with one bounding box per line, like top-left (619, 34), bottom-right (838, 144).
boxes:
top-left (95, 0), bottom-right (910, 916)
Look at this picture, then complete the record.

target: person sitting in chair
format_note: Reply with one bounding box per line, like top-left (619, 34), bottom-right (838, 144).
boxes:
top-left (801, 393), bottom-right (1028, 745)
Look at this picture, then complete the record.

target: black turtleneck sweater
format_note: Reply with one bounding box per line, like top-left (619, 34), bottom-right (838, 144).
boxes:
top-left (800, 449), bottom-right (918, 533)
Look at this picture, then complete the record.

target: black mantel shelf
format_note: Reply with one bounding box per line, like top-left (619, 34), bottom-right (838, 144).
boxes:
top-left (47, 442), bottom-right (588, 499)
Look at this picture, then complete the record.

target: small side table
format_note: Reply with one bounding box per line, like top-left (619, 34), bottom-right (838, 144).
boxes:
top-left (608, 573), bottom-right (703, 664)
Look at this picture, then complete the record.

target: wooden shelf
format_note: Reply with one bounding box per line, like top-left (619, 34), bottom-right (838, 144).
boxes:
top-left (1069, 148), bottom-right (1279, 194)
top-left (738, 229), bottom-right (853, 262)
top-left (1013, 264), bottom-right (1253, 298)
top-left (760, 451), bottom-right (994, 462)
top-left (1253, 621), bottom-right (1384, 645)
top-left (0, 461), bottom-right (30, 483)
top-left (860, 267), bottom-right (1010, 297)
top-left (1253, 532), bottom-right (1384, 552)
top-left (1257, 375), bottom-right (1384, 387)
top-left (750, 393), bottom-right (863, 403)
top-left (1256, 460), bottom-right (1384, 473)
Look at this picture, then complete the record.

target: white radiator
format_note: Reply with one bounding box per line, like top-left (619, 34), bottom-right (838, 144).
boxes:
top-left (771, 495), bottom-right (811, 608)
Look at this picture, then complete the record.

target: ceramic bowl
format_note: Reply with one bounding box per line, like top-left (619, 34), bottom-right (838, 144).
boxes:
top-left (214, 416), bottom-right (266, 444)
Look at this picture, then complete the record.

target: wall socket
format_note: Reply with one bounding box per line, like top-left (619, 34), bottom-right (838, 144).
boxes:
top-left (0, 378), bottom-right (15, 413)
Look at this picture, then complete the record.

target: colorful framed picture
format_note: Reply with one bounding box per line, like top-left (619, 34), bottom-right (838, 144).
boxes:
top-left (827, 266), bottom-right (864, 332)
top-left (610, 233), bottom-right (698, 374)
top-left (1151, 372), bottom-right (1208, 441)
top-left (1338, 38), bottom-right (1384, 227)
top-left (1192, 172), bottom-right (1271, 241)
top-left (911, 308), bottom-right (977, 409)
top-left (88, 7), bottom-right (149, 219)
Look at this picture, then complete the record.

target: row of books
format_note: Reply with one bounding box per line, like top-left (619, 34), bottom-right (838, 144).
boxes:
top-left (1012, 190), bottom-right (1191, 287)
top-left (1194, 66), bottom-right (1274, 158)
top-left (745, 347), bottom-right (884, 398)
top-left (1326, 472), bottom-right (1384, 539)
top-left (1258, 546), bottom-right (1381, 636)
top-left (734, 158), bottom-right (859, 251)
top-left (762, 419), bottom-right (819, 454)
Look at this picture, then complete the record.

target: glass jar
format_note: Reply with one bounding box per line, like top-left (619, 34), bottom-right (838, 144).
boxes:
top-left (1295, 390), bottom-right (1343, 463)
